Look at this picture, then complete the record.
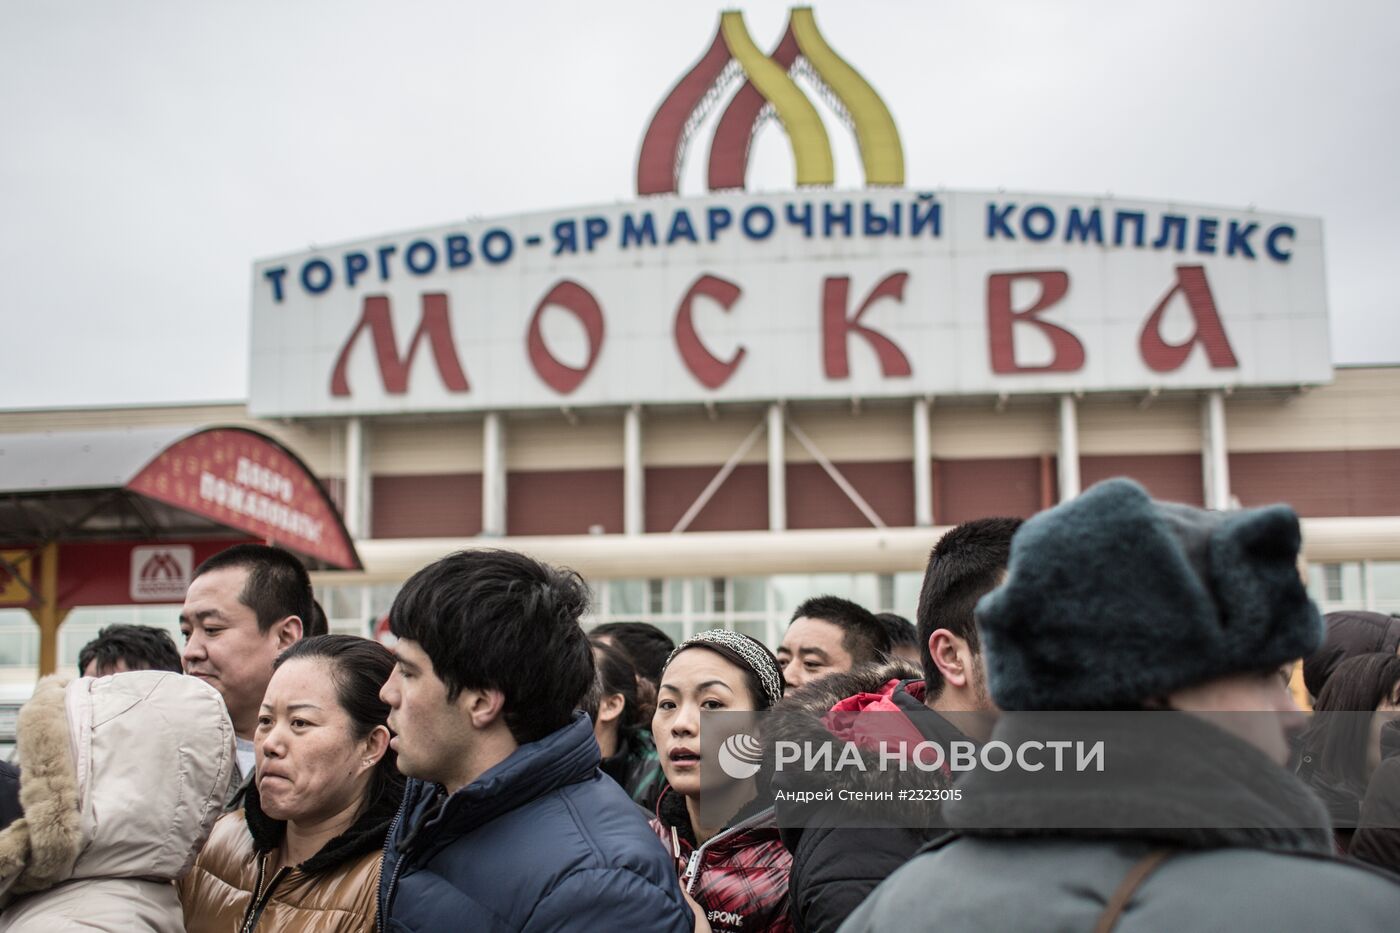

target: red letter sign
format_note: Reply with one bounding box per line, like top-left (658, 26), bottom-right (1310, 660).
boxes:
top-left (330, 293), bottom-right (470, 396)
top-left (822, 272), bottom-right (912, 379)
top-left (528, 280), bottom-right (606, 395)
top-left (675, 274), bottom-right (746, 389)
top-left (1139, 265), bottom-right (1239, 372)
top-left (986, 271), bottom-right (1086, 373)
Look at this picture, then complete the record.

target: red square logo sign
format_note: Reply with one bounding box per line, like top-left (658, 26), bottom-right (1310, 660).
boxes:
top-left (130, 546), bottom-right (194, 602)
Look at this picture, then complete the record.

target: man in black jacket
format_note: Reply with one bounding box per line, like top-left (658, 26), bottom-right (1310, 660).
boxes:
top-left (376, 549), bottom-right (692, 932)
top-left (771, 517), bottom-right (1020, 932)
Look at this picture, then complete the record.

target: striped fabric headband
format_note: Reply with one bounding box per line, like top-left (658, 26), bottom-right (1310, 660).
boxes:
top-left (664, 628), bottom-right (784, 708)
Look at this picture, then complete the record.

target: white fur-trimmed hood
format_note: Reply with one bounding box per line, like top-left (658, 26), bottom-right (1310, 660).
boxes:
top-left (0, 671), bottom-right (235, 905)
top-left (0, 675), bottom-right (81, 902)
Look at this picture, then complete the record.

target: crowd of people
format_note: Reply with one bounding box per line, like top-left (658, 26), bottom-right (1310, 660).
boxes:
top-left (0, 476), bottom-right (1397, 930)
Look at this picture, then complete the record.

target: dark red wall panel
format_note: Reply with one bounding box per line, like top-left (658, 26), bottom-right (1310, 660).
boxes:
top-left (372, 473), bottom-right (482, 539)
top-left (507, 469), bottom-right (623, 536)
top-left (1080, 453), bottom-right (1204, 506)
top-left (935, 458), bottom-right (1044, 524)
top-left (1231, 449), bottom-right (1400, 517)
top-left (787, 460), bottom-right (914, 529)
top-left (645, 464), bottom-right (768, 533)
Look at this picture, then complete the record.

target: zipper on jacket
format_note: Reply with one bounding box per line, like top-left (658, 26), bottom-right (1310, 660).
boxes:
top-left (682, 850), bottom-right (702, 893)
top-left (240, 853), bottom-right (290, 933)
top-left (376, 799), bottom-right (409, 933)
top-left (680, 810), bottom-right (768, 895)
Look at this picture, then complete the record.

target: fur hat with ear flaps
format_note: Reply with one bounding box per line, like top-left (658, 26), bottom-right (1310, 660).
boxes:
top-left (975, 477), bottom-right (1324, 711)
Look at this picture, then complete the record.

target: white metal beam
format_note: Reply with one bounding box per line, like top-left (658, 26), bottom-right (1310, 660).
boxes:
top-left (1057, 394), bottom-right (1081, 501)
top-left (344, 417), bottom-right (370, 538)
top-left (670, 417), bottom-right (766, 534)
top-left (786, 417), bottom-right (886, 529)
top-left (624, 405), bottom-right (644, 536)
top-left (768, 402), bottom-right (786, 532)
top-left (913, 397), bottom-right (934, 526)
top-left (1201, 391), bottom-right (1231, 510)
top-left (482, 412), bottom-right (506, 535)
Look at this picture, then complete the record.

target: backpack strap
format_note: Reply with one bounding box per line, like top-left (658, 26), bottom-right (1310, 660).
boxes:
top-left (1092, 848), bottom-right (1174, 933)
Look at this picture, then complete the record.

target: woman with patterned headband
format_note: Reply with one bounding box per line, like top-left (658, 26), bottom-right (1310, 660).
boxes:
top-left (650, 629), bottom-right (793, 933)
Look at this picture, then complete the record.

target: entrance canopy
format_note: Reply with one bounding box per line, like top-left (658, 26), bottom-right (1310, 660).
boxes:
top-left (0, 425), bottom-right (359, 570)
top-left (0, 425), bottom-right (359, 674)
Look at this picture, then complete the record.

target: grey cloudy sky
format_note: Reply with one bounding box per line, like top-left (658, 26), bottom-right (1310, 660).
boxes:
top-left (2, 0), bottom-right (1397, 410)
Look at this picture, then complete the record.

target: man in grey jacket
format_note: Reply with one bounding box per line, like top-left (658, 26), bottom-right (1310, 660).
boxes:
top-left (841, 478), bottom-right (1400, 932)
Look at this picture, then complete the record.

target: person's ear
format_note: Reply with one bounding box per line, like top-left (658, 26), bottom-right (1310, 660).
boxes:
top-left (598, 693), bottom-right (625, 726)
top-left (928, 629), bottom-right (969, 689)
top-left (459, 687), bottom-right (507, 729)
top-left (360, 725), bottom-right (390, 772)
top-left (274, 615), bottom-right (303, 649)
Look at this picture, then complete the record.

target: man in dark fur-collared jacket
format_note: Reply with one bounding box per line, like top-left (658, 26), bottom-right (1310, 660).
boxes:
top-left (767, 518), bottom-right (1020, 932)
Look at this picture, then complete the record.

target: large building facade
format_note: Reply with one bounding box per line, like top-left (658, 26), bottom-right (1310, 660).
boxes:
top-left (3, 366), bottom-right (1399, 688)
top-left (3, 7), bottom-right (1398, 690)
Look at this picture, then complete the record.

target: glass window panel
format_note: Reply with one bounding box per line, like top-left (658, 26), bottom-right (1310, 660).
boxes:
top-left (892, 572), bottom-right (923, 620)
top-left (609, 580), bottom-right (645, 617)
top-left (647, 579), bottom-right (666, 615)
top-left (0, 612), bottom-right (38, 667)
top-left (711, 578), bottom-right (728, 614)
top-left (877, 574), bottom-right (896, 612)
top-left (732, 577), bottom-right (767, 613)
top-left (730, 620), bottom-right (767, 648)
top-left (665, 580), bottom-right (684, 614)
top-left (1340, 563), bottom-right (1364, 604)
top-left (48, 606), bottom-right (182, 670)
top-left (650, 620), bottom-right (685, 647)
top-left (1369, 562), bottom-right (1400, 606)
top-left (688, 579), bottom-right (712, 614)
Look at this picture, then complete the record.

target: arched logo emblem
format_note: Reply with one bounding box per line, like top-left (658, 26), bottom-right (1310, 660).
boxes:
top-left (637, 7), bottom-right (904, 195)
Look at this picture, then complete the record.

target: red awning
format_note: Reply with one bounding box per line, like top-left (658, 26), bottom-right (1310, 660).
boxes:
top-left (0, 425), bottom-right (360, 571)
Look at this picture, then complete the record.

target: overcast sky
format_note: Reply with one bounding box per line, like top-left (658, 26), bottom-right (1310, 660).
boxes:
top-left (3, 0), bottom-right (1397, 410)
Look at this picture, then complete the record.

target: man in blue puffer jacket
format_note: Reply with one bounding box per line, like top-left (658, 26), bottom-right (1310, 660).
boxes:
top-left (377, 549), bottom-right (693, 933)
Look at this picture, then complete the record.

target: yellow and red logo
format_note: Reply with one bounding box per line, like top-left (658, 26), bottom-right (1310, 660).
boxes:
top-left (637, 7), bottom-right (903, 195)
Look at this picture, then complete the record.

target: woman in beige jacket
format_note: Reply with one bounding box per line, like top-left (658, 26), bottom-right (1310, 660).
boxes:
top-left (180, 634), bottom-right (404, 932)
top-left (0, 670), bottom-right (235, 931)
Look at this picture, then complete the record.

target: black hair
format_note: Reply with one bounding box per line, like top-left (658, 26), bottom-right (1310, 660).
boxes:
top-left (77, 624), bottom-right (182, 676)
top-left (306, 599), bottom-right (329, 638)
top-left (1297, 652), bottom-right (1400, 797)
top-left (790, 595), bottom-right (891, 666)
top-left (589, 622), bottom-right (675, 685)
top-left (1303, 611), bottom-right (1400, 699)
top-left (389, 549), bottom-right (594, 744)
top-left (192, 544), bottom-right (314, 636)
top-left (875, 612), bottom-right (918, 649)
top-left (588, 637), bottom-right (654, 730)
top-left (274, 634), bottom-right (404, 811)
top-left (917, 517), bottom-right (1023, 699)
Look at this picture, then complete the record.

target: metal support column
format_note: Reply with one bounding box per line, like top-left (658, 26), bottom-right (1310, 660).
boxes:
top-left (624, 405), bottom-right (644, 536)
top-left (768, 402), bottom-right (786, 532)
top-left (913, 397), bottom-right (934, 526)
top-left (344, 417), bottom-right (370, 538)
top-left (1058, 394), bottom-right (1081, 502)
top-left (483, 412), bottom-right (507, 536)
top-left (1201, 390), bottom-right (1231, 510)
top-left (32, 542), bottom-right (68, 677)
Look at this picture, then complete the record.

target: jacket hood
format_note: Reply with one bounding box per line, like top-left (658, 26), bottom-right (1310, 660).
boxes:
top-left (767, 662), bottom-right (968, 827)
top-left (0, 671), bottom-right (234, 903)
